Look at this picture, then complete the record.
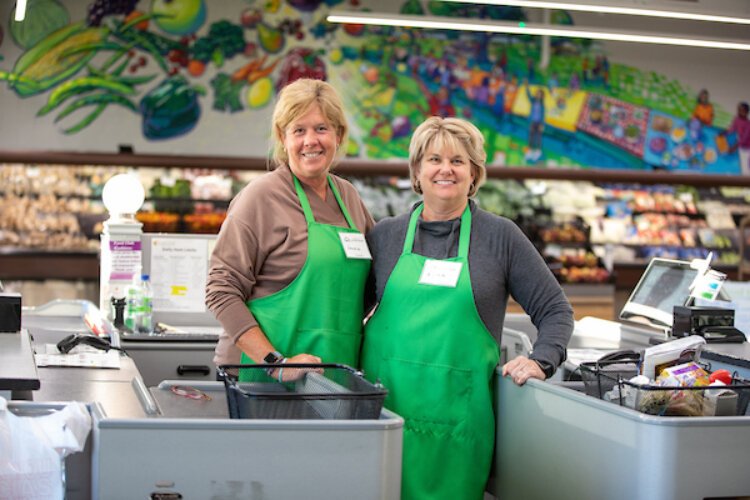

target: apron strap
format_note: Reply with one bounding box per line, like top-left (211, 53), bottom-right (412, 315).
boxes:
top-left (403, 203), bottom-right (472, 257)
top-left (328, 177), bottom-right (357, 229)
top-left (403, 203), bottom-right (424, 254)
top-left (457, 205), bottom-right (471, 259)
top-left (292, 174), bottom-right (357, 229)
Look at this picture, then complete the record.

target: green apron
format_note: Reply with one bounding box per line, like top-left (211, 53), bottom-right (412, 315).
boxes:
top-left (239, 175), bottom-right (371, 380)
top-left (361, 203), bottom-right (499, 500)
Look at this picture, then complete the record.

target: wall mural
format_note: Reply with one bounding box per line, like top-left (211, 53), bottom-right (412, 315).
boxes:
top-left (0, 0), bottom-right (744, 174)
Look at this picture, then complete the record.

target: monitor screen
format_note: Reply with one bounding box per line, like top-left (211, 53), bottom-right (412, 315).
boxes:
top-left (619, 258), bottom-right (703, 328)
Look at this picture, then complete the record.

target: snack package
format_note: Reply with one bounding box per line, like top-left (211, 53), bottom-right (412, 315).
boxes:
top-left (656, 362), bottom-right (710, 387)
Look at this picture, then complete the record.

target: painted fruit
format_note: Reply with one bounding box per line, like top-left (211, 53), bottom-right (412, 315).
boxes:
top-left (247, 77), bottom-right (273, 109)
top-left (363, 66), bottom-right (378, 84)
top-left (257, 22), bottom-right (284, 54)
top-left (329, 48), bottom-right (343, 65)
top-left (343, 23), bottom-right (365, 37)
top-left (151, 0), bottom-right (206, 36)
top-left (276, 47), bottom-right (326, 90)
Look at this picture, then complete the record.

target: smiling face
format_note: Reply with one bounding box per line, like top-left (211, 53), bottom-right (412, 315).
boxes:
top-left (282, 104), bottom-right (340, 184)
top-left (417, 139), bottom-right (475, 218)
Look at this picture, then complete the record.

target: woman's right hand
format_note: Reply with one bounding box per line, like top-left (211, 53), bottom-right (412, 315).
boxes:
top-left (272, 353), bottom-right (324, 382)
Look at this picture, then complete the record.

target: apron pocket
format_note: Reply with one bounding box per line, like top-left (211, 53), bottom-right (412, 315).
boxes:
top-left (381, 357), bottom-right (472, 427)
top-left (293, 328), bottom-right (363, 366)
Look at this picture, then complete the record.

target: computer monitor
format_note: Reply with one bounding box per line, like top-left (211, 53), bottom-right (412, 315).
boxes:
top-left (141, 233), bottom-right (220, 328)
top-left (619, 257), bottom-right (730, 329)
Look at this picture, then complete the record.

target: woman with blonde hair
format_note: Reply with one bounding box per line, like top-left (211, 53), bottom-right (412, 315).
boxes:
top-left (362, 116), bottom-right (573, 499)
top-left (207, 78), bottom-right (373, 380)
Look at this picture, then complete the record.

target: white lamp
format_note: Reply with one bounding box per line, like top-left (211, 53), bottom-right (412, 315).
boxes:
top-left (102, 173), bottom-right (146, 223)
top-left (100, 173), bottom-right (146, 318)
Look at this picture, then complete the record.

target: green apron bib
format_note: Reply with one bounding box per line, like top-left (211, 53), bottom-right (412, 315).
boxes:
top-left (239, 175), bottom-right (371, 380)
top-left (361, 203), bottom-right (499, 500)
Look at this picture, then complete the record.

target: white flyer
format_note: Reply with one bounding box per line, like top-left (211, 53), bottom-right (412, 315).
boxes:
top-left (150, 237), bottom-right (209, 312)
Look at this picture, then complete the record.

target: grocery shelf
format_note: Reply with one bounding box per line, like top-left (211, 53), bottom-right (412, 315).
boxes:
top-left (4, 149), bottom-right (750, 187)
top-left (0, 248), bottom-right (99, 281)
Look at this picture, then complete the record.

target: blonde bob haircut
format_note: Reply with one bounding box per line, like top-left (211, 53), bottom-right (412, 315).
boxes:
top-left (408, 116), bottom-right (487, 197)
top-left (270, 78), bottom-right (349, 168)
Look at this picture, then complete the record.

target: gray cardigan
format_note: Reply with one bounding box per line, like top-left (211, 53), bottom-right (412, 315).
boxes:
top-left (365, 200), bottom-right (574, 375)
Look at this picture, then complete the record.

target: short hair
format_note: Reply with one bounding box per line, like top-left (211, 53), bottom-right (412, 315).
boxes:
top-left (270, 79), bottom-right (349, 168)
top-left (408, 117), bottom-right (487, 197)
top-left (740, 102), bottom-right (749, 114)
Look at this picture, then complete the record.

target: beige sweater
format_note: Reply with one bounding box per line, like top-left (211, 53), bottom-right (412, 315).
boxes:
top-left (206, 164), bottom-right (374, 365)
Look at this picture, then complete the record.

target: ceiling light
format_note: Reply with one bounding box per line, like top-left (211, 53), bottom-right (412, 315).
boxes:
top-left (14, 0), bottom-right (27, 22)
top-left (327, 12), bottom-right (750, 51)
top-left (439, 0), bottom-right (750, 26)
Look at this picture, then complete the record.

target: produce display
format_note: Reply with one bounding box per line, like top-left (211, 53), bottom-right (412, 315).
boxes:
top-left (589, 183), bottom-right (747, 265)
top-left (0, 164), bottom-right (114, 251)
top-left (3, 164), bottom-right (750, 279)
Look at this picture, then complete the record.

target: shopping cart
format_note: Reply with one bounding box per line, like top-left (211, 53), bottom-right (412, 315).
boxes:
top-left (218, 363), bottom-right (387, 420)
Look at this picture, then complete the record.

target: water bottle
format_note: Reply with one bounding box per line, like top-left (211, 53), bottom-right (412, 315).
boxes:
top-left (136, 274), bottom-right (154, 334)
top-left (124, 275), bottom-right (142, 333)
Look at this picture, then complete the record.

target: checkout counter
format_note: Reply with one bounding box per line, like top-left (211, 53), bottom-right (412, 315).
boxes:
top-left (491, 257), bottom-right (750, 500)
top-left (3, 300), bottom-right (403, 500)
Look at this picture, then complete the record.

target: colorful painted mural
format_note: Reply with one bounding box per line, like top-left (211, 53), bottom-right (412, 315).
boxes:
top-left (0, 0), bottom-right (744, 173)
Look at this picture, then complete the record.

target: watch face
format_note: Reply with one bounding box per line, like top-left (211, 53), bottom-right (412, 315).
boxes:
top-left (264, 351), bottom-right (281, 364)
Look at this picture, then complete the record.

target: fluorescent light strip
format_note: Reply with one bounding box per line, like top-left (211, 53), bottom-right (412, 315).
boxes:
top-left (14, 0), bottom-right (27, 22)
top-left (440, 0), bottom-right (750, 26)
top-left (327, 12), bottom-right (750, 51)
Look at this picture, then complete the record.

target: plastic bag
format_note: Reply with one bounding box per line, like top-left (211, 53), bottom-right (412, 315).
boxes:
top-left (0, 397), bottom-right (91, 500)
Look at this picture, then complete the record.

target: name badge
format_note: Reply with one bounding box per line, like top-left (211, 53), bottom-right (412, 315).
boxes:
top-left (339, 232), bottom-right (372, 259)
top-left (418, 259), bottom-right (462, 287)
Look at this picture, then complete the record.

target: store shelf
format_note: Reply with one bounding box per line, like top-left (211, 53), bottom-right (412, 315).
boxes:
top-left (507, 283), bottom-right (615, 321)
top-left (4, 149), bottom-right (750, 187)
top-left (0, 248), bottom-right (99, 281)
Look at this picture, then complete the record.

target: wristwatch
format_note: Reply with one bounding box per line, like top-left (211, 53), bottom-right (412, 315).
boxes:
top-left (533, 359), bottom-right (555, 379)
top-left (263, 350), bottom-right (283, 376)
top-left (263, 350), bottom-right (283, 365)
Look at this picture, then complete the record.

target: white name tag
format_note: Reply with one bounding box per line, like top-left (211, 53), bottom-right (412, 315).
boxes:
top-left (339, 232), bottom-right (372, 259)
top-left (418, 259), bottom-right (462, 287)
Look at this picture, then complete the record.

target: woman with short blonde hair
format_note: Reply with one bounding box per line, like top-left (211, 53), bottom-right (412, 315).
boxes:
top-left (408, 116), bottom-right (487, 197)
top-left (362, 116), bottom-right (573, 500)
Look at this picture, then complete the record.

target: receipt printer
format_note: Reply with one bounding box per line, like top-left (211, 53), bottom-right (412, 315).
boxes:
top-left (672, 306), bottom-right (745, 343)
top-left (0, 292), bottom-right (22, 333)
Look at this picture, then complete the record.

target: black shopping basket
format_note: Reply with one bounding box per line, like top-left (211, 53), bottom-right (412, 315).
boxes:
top-left (218, 363), bottom-right (387, 420)
top-left (580, 361), bottom-right (750, 416)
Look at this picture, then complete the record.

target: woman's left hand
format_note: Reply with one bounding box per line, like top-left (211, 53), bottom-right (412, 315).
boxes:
top-left (502, 356), bottom-right (546, 386)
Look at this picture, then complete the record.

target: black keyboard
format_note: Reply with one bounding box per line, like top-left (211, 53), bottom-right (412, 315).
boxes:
top-left (121, 333), bottom-right (218, 342)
